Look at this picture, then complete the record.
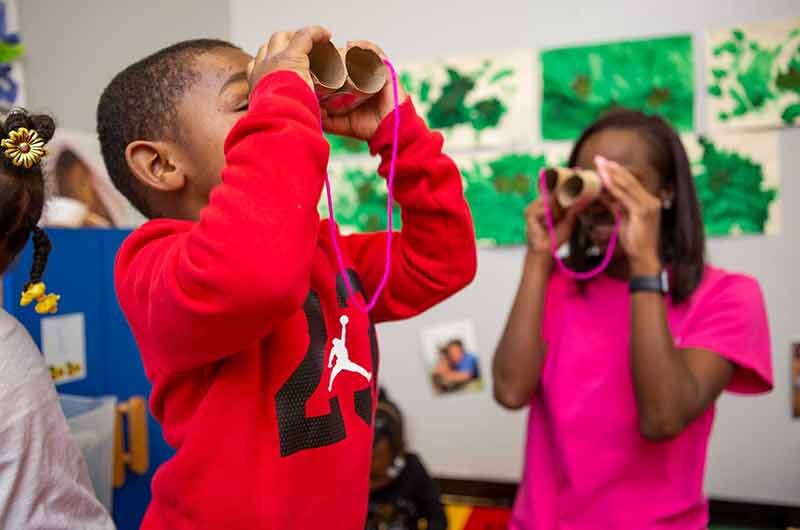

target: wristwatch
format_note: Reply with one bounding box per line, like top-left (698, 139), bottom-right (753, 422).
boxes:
top-left (629, 270), bottom-right (669, 296)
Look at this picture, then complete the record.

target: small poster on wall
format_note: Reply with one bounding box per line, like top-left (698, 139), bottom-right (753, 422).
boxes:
top-left (41, 313), bottom-right (87, 385)
top-left (706, 17), bottom-right (800, 130)
top-left (420, 320), bottom-right (483, 396)
top-left (540, 34), bottom-right (694, 141)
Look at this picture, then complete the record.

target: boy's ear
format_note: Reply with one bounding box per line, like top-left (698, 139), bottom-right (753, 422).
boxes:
top-left (125, 140), bottom-right (186, 192)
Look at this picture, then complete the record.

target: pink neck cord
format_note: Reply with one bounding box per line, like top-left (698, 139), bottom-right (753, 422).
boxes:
top-left (538, 168), bottom-right (620, 280)
top-left (324, 59), bottom-right (400, 313)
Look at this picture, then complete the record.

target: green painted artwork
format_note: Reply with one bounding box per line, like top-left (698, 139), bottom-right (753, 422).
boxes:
top-left (323, 151), bottom-right (549, 246)
top-left (399, 50), bottom-right (534, 150)
top-left (321, 164), bottom-right (401, 233)
top-left (458, 152), bottom-right (548, 246)
top-left (410, 64), bottom-right (507, 132)
top-left (327, 50), bottom-right (534, 156)
top-left (322, 133), bottom-right (780, 246)
top-left (706, 17), bottom-right (800, 129)
top-left (692, 136), bottom-right (778, 237)
top-left (541, 35), bottom-right (694, 140)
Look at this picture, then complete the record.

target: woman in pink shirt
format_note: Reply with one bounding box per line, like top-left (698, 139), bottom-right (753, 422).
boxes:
top-left (493, 108), bottom-right (772, 530)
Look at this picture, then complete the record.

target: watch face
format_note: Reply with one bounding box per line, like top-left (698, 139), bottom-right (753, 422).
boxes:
top-left (660, 270), bottom-right (669, 293)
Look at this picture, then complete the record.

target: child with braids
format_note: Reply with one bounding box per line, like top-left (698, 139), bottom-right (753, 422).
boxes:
top-left (96, 26), bottom-right (476, 530)
top-left (0, 109), bottom-right (115, 528)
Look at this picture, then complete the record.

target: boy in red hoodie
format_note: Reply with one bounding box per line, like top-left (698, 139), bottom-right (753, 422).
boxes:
top-left (96, 27), bottom-right (476, 529)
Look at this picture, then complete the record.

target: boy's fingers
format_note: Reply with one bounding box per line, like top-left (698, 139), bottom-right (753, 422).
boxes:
top-left (287, 25), bottom-right (331, 56)
top-left (266, 31), bottom-right (293, 57)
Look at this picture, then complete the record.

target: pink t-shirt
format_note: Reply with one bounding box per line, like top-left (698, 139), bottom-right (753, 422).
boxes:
top-left (510, 265), bottom-right (772, 530)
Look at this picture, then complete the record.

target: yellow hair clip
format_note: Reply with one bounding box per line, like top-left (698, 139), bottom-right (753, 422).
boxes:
top-left (1, 127), bottom-right (47, 169)
top-left (20, 282), bottom-right (45, 306)
top-left (35, 293), bottom-right (60, 315)
top-left (20, 282), bottom-right (59, 314)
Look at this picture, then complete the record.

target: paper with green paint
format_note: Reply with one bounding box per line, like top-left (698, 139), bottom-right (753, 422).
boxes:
top-left (319, 148), bottom-right (558, 246)
top-left (318, 133), bottom-right (779, 246)
top-left (540, 35), bottom-right (694, 141)
top-left (682, 132), bottom-right (780, 237)
top-left (454, 134), bottom-right (779, 246)
top-left (396, 49), bottom-right (535, 151)
top-left (453, 148), bottom-right (571, 247)
top-left (318, 158), bottom-right (401, 234)
top-left (706, 17), bottom-right (800, 130)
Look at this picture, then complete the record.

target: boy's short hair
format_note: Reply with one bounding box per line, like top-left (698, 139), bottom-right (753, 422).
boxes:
top-left (96, 39), bottom-right (239, 218)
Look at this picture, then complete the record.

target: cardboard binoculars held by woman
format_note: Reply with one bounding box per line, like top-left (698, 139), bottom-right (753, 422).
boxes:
top-left (308, 41), bottom-right (387, 115)
top-left (544, 167), bottom-right (604, 208)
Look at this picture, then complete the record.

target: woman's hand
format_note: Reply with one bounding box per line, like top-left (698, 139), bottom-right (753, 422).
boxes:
top-left (524, 197), bottom-right (577, 261)
top-left (595, 155), bottom-right (662, 275)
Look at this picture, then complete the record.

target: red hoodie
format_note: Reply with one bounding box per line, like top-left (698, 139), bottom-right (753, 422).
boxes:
top-left (115, 71), bottom-right (476, 530)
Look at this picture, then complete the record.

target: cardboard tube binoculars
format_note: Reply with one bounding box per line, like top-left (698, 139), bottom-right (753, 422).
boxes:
top-left (308, 41), bottom-right (387, 116)
top-left (544, 167), bottom-right (603, 208)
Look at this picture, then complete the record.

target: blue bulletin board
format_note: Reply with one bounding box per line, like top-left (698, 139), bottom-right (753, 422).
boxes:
top-left (3, 228), bottom-right (174, 530)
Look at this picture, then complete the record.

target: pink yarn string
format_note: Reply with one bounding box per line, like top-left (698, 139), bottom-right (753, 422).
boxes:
top-left (324, 59), bottom-right (400, 313)
top-left (538, 168), bottom-right (619, 280)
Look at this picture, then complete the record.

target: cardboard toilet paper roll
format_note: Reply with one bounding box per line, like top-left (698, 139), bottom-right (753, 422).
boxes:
top-left (544, 167), bottom-right (603, 208)
top-left (309, 41), bottom-right (347, 99)
top-left (309, 42), bottom-right (387, 116)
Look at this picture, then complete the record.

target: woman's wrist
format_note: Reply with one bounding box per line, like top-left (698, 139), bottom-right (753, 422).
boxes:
top-left (629, 252), bottom-right (662, 277)
top-left (524, 250), bottom-right (554, 278)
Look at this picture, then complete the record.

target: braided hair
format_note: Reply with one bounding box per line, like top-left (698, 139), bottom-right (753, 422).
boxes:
top-left (0, 108), bottom-right (56, 290)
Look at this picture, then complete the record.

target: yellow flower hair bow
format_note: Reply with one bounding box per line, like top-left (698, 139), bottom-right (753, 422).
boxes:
top-left (2, 127), bottom-right (47, 169)
top-left (20, 282), bottom-right (60, 314)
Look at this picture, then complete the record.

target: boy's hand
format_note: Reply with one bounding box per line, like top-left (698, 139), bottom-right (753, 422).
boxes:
top-left (247, 25), bottom-right (332, 91)
top-left (321, 40), bottom-right (408, 141)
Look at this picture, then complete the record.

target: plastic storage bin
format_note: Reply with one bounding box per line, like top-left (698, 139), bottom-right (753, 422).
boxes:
top-left (59, 394), bottom-right (117, 513)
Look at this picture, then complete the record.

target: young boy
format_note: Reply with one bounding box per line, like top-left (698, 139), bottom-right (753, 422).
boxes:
top-left (97, 27), bottom-right (476, 529)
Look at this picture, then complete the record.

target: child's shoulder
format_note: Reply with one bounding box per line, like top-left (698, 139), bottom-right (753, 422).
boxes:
top-left (114, 218), bottom-right (196, 296)
top-left (0, 310), bottom-right (51, 403)
top-left (117, 218), bottom-right (195, 263)
top-left (0, 309), bottom-right (35, 352)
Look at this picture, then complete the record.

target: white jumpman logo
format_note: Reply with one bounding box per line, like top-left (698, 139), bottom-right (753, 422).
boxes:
top-left (328, 315), bottom-right (372, 392)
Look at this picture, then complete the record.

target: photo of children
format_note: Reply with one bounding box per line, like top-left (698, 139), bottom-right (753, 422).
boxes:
top-left (420, 320), bottom-right (483, 395)
top-left (42, 130), bottom-right (146, 228)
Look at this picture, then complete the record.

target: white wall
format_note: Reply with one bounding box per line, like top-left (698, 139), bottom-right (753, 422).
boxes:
top-left (20, 0), bottom-right (231, 132)
top-left (233, 0), bottom-right (800, 505)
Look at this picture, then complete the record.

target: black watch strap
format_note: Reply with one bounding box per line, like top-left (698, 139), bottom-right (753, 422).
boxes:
top-left (629, 270), bottom-right (669, 295)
